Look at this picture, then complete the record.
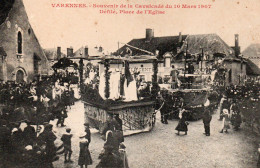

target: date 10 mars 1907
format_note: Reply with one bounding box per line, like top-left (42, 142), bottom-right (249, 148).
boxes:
top-left (180, 4), bottom-right (212, 8)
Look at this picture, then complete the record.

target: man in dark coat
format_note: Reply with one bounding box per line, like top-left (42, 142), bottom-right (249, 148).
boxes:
top-left (23, 120), bottom-right (36, 146)
top-left (202, 109), bottom-right (212, 136)
top-left (38, 124), bottom-right (58, 167)
top-left (113, 114), bottom-right (124, 143)
top-left (156, 92), bottom-right (168, 124)
top-left (83, 123), bottom-right (91, 145)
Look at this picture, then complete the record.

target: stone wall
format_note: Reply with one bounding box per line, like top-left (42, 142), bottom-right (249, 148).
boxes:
top-left (0, 0), bottom-right (48, 82)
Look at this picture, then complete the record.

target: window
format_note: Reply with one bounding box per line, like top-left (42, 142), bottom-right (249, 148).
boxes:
top-left (18, 31), bottom-right (22, 54)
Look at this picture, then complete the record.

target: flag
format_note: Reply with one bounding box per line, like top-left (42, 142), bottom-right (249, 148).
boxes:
top-left (125, 60), bottom-right (133, 86)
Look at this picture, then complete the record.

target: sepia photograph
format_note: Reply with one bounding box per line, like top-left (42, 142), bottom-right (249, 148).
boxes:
top-left (0, 0), bottom-right (260, 167)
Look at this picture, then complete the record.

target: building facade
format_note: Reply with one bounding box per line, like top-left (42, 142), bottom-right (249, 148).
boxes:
top-left (116, 29), bottom-right (247, 86)
top-left (0, 0), bottom-right (48, 83)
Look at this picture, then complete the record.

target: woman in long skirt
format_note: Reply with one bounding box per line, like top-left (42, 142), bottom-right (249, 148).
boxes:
top-left (78, 138), bottom-right (92, 168)
top-left (175, 109), bottom-right (188, 135)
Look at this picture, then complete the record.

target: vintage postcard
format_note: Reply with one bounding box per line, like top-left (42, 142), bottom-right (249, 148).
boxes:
top-left (0, 0), bottom-right (260, 167)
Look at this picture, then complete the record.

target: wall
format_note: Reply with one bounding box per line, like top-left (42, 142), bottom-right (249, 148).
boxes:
top-left (223, 61), bottom-right (246, 86)
top-left (0, 0), bottom-right (48, 82)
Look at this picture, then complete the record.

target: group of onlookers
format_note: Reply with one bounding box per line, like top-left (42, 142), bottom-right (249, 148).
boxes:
top-left (58, 114), bottom-right (127, 168)
top-left (0, 76), bottom-right (78, 167)
top-left (0, 120), bottom-right (63, 168)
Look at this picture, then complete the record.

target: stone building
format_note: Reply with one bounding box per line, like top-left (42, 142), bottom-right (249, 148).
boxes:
top-left (116, 29), bottom-right (247, 85)
top-left (0, 0), bottom-right (48, 83)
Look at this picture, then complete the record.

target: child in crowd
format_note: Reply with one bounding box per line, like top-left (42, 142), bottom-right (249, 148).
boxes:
top-left (61, 128), bottom-right (73, 163)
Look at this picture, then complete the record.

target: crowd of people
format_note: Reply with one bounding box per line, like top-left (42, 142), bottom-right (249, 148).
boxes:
top-left (0, 76), bottom-right (76, 122)
top-left (0, 75), bottom-right (77, 168)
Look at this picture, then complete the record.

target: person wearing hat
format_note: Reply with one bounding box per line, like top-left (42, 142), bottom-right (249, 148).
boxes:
top-left (61, 128), bottom-right (73, 163)
top-left (202, 108), bottom-right (212, 136)
top-left (96, 131), bottom-right (122, 168)
top-left (81, 123), bottom-right (91, 145)
top-left (38, 123), bottom-right (57, 166)
top-left (175, 109), bottom-right (189, 135)
top-left (220, 109), bottom-right (231, 133)
top-left (78, 137), bottom-right (92, 168)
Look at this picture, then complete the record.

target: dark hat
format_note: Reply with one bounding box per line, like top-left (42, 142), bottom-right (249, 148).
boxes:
top-left (66, 128), bottom-right (71, 132)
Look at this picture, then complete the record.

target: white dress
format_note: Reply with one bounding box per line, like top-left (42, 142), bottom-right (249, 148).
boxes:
top-left (98, 72), bottom-right (106, 99)
top-left (124, 79), bottom-right (138, 102)
top-left (109, 71), bottom-right (120, 100)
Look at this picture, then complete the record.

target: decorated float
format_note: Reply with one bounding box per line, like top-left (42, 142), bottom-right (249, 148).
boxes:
top-left (82, 56), bottom-right (158, 136)
top-left (159, 65), bottom-right (212, 120)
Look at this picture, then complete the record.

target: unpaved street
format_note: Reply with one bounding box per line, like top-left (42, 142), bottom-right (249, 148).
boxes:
top-left (52, 101), bottom-right (258, 168)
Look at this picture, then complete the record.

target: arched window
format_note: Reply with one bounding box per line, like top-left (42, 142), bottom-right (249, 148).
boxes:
top-left (18, 31), bottom-right (22, 54)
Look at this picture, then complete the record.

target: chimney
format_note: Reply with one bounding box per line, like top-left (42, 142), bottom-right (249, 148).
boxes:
top-left (99, 46), bottom-right (103, 52)
top-left (84, 46), bottom-right (89, 57)
top-left (234, 34), bottom-right (240, 57)
top-left (146, 28), bottom-right (154, 42)
top-left (67, 47), bottom-right (73, 57)
top-left (57, 47), bottom-right (61, 60)
top-left (178, 32), bottom-right (182, 43)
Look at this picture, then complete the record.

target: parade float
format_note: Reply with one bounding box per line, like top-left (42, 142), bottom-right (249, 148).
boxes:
top-left (82, 56), bottom-right (158, 136)
top-left (159, 61), bottom-right (212, 120)
top-left (52, 57), bottom-right (81, 99)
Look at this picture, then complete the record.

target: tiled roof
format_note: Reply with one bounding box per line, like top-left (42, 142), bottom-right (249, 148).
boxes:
top-left (117, 34), bottom-right (234, 60)
top-left (180, 34), bottom-right (234, 56)
top-left (244, 58), bottom-right (260, 75)
top-left (117, 35), bottom-right (187, 58)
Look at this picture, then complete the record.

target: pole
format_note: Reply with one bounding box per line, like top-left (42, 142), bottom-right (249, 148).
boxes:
top-left (201, 48), bottom-right (203, 72)
top-left (184, 43), bottom-right (188, 78)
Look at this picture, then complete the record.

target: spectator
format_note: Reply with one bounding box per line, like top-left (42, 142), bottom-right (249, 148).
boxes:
top-left (202, 109), bottom-right (212, 136)
top-left (220, 109), bottom-right (231, 133)
top-left (61, 128), bottom-right (73, 163)
top-left (78, 137), bottom-right (92, 168)
top-left (175, 109), bottom-right (189, 135)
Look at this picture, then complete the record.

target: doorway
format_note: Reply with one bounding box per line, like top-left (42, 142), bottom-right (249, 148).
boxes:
top-left (16, 70), bottom-right (24, 83)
